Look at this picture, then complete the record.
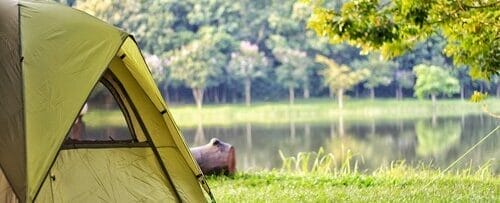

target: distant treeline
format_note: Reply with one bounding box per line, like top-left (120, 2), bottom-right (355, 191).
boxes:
top-left (55, 0), bottom-right (500, 105)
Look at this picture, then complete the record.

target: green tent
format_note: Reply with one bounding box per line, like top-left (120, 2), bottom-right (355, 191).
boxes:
top-left (0, 0), bottom-right (213, 202)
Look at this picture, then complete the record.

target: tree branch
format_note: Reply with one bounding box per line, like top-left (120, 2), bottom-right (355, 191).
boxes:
top-left (482, 104), bottom-right (500, 119)
top-left (463, 0), bottom-right (500, 9)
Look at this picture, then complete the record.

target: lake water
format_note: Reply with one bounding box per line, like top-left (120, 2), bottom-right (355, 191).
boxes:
top-left (180, 114), bottom-right (499, 173)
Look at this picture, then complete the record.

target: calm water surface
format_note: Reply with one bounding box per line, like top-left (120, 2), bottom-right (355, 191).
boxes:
top-left (180, 114), bottom-right (499, 173)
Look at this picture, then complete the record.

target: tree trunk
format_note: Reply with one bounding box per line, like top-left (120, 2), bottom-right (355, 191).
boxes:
top-left (431, 93), bottom-right (437, 109)
top-left (244, 78), bottom-right (251, 106)
top-left (174, 89), bottom-right (180, 103)
top-left (190, 138), bottom-right (236, 175)
top-left (460, 85), bottom-right (465, 101)
top-left (221, 85), bottom-right (227, 103)
top-left (214, 87), bottom-right (220, 104)
top-left (370, 87), bottom-right (375, 100)
top-left (399, 86), bottom-right (403, 100)
top-left (497, 83), bottom-right (500, 97)
top-left (161, 84), bottom-right (169, 102)
top-left (395, 86), bottom-right (399, 100)
top-left (303, 84), bottom-right (310, 99)
top-left (192, 88), bottom-right (205, 109)
top-left (337, 88), bottom-right (344, 110)
top-left (205, 88), bottom-right (211, 104)
top-left (289, 86), bottom-right (295, 105)
top-left (231, 89), bottom-right (237, 103)
top-left (355, 86), bottom-right (359, 98)
top-left (329, 87), bottom-right (334, 98)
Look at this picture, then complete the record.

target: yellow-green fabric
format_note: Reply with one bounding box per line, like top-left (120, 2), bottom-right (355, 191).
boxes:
top-left (108, 53), bottom-right (206, 201)
top-left (36, 148), bottom-right (176, 202)
top-left (0, 0), bottom-right (26, 200)
top-left (109, 54), bottom-right (176, 148)
top-left (158, 147), bottom-right (206, 203)
top-left (20, 1), bottom-right (127, 200)
top-left (118, 38), bottom-right (205, 178)
top-left (0, 0), bottom-right (210, 202)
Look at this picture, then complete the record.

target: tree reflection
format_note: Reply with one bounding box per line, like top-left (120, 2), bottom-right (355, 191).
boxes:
top-left (338, 115), bottom-right (345, 137)
top-left (304, 124), bottom-right (311, 149)
top-left (289, 120), bottom-right (296, 140)
top-left (246, 122), bottom-right (252, 148)
top-left (329, 115), bottom-right (346, 138)
top-left (415, 120), bottom-right (461, 157)
top-left (193, 121), bottom-right (206, 146)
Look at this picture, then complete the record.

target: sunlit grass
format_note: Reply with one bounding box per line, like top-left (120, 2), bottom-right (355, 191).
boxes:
top-left (83, 98), bottom-right (500, 128)
top-left (206, 149), bottom-right (500, 202)
top-left (207, 169), bottom-right (499, 202)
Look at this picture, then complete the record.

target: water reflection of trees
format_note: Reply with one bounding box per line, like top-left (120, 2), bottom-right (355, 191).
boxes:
top-left (193, 117), bottom-right (206, 146)
top-left (327, 121), bottom-right (418, 171)
top-left (415, 120), bottom-right (461, 157)
top-left (179, 115), bottom-right (498, 172)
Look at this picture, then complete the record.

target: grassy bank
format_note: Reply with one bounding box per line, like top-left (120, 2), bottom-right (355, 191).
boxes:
top-left (207, 149), bottom-right (500, 202)
top-left (84, 98), bottom-right (500, 128)
top-left (207, 169), bottom-right (499, 202)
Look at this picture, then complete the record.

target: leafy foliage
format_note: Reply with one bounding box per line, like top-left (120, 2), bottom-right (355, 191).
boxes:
top-left (274, 48), bottom-right (313, 89)
top-left (316, 54), bottom-right (369, 92)
top-left (394, 70), bottom-right (414, 89)
top-left (413, 64), bottom-right (460, 99)
top-left (168, 39), bottom-right (225, 89)
top-left (308, 0), bottom-right (500, 79)
top-left (470, 91), bottom-right (488, 103)
top-left (351, 54), bottom-right (398, 98)
top-left (58, 0), bottom-right (500, 105)
top-left (227, 41), bottom-right (268, 82)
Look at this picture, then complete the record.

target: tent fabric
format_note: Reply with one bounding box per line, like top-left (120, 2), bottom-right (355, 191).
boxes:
top-left (0, 0), bottom-right (26, 200)
top-left (117, 38), bottom-right (205, 177)
top-left (107, 52), bottom-right (205, 202)
top-left (20, 1), bottom-right (128, 199)
top-left (0, 0), bottom-right (211, 202)
top-left (37, 148), bottom-right (177, 202)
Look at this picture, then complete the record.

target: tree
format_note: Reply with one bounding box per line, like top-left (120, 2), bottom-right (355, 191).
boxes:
top-left (273, 48), bottom-right (312, 105)
top-left (227, 41), bottom-right (268, 106)
top-left (453, 66), bottom-right (472, 100)
top-left (394, 70), bottom-right (414, 100)
top-left (168, 36), bottom-right (226, 109)
top-left (308, 0), bottom-right (500, 79)
top-left (413, 64), bottom-right (460, 107)
top-left (492, 75), bottom-right (500, 97)
top-left (351, 54), bottom-right (398, 99)
top-left (316, 54), bottom-right (369, 109)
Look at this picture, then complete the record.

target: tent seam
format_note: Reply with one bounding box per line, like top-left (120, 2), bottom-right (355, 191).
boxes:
top-left (110, 70), bottom-right (183, 202)
top-left (19, 0), bottom-right (27, 202)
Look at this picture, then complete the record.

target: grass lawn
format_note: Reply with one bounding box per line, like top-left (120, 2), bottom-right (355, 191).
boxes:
top-left (207, 149), bottom-right (500, 202)
top-left (84, 98), bottom-right (500, 128)
top-left (207, 170), bottom-right (500, 202)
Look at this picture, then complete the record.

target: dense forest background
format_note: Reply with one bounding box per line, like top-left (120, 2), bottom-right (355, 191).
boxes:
top-left (54, 0), bottom-right (500, 106)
